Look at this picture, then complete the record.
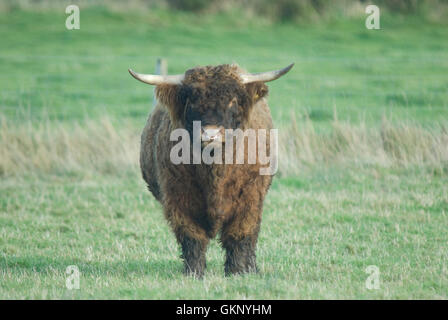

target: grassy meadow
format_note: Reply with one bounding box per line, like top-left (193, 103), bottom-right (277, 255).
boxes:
top-left (1, 4), bottom-right (447, 299)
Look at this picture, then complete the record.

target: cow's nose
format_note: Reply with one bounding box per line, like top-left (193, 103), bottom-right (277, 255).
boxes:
top-left (201, 126), bottom-right (224, 142)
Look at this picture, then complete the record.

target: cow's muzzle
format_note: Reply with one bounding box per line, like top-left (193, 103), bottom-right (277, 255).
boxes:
top-left (201, 125), bottom-right (225, 144)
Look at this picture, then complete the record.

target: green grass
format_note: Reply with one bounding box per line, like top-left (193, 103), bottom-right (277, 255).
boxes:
top-left (1, 6), bottom-right (447, 299)
top-left (1, 168), bottom-right (447, 299)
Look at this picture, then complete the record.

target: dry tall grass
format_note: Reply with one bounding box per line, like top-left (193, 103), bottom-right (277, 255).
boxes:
top-left (0, 116), bottom-right (140, 177)
top-left (279, 116), bottom-right (448, 175)
top-left (1, 115), bottom-right (447, 177)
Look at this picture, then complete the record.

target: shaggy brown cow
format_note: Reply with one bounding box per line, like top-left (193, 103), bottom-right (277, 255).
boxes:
top-left (129, 63), bottom-right (293, 277)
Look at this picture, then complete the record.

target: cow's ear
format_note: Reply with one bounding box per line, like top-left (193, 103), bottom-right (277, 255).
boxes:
top-left (245, 82), bottom-right (269, 104)
top-left (155, 84), bottom-right (183, 125)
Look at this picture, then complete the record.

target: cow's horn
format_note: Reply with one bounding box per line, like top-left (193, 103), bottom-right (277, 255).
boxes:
top-left (240, 63), bottom-right (294, 84)
top-left (128, 69), bottom-right (184, 85)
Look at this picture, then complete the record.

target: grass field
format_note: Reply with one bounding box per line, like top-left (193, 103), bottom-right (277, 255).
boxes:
top-left (1, 5), bottom-right (447, 299)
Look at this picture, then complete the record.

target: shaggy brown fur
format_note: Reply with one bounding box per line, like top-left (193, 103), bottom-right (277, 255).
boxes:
top-left (140, 64), bottom-right (275, 277)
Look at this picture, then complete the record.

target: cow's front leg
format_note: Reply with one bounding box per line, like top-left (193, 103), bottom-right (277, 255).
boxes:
top-left (220, 181), bottom-right (265, 275)
top-left (221, 233), bottom-right (259, 276)
top-left (179, 233), bottom-right (209, 278)
top-left (162, 179), bottom-right (210, 278)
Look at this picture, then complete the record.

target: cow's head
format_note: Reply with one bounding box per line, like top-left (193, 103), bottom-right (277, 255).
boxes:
top-left (129, 63), bottom-right (293, 144)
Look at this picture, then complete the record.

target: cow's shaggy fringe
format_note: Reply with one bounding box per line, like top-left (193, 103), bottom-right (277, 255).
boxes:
top-left (1, 115), bottom-right (447, 177)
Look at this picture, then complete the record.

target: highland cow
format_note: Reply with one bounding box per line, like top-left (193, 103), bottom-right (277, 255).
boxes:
top-left (129, 63), bottom-right (293, 277)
